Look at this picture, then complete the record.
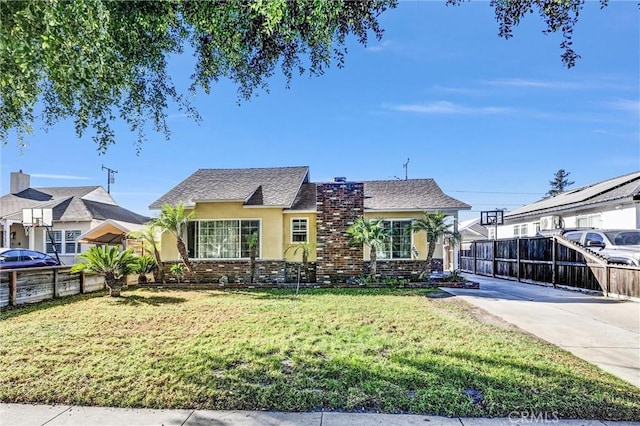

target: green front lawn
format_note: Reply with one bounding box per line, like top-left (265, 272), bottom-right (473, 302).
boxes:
top-left (1, 288), bottom-right (638, 419)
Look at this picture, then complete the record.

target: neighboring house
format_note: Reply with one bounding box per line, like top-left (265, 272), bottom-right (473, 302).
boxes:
top-left (459, 218), bottom-right (490, 245)
top-left (497, 171), bottom-right (640, 239)
top-left (150, 166), bottom-right (470, 283)
top-left (0, 171), bottom-right (150, 265)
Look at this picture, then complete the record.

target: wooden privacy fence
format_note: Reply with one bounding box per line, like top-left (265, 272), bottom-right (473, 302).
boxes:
top-left (460, 236), bottom-right (640, 299)
top-left (0, 267), bottom-right (105, 308)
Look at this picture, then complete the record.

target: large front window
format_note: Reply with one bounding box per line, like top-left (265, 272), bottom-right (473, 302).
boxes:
top-left (380, 220), bottom-right (412, 259)
top-left (45, 229), bottom-right (80, 254)
top-left (188, 220), bottom-right (260, 259)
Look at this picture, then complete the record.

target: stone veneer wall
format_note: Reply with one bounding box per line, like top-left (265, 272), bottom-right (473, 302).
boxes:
top-left (365, 259), bottom-right (443, 281)
top-left (162, 260), bottom-right (316, 284)
top-left (315, 182), bottom-right (364, 283)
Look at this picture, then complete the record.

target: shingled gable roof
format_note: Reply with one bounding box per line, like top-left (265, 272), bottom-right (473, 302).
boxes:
top-left (505, 171), bottom-right (640, 220)
top-left (363, 179), bottom-right (471, 211)
top-left (149, 166), bottom-right (310, 209)
top-left (0, 186), bottom-right (149, 224)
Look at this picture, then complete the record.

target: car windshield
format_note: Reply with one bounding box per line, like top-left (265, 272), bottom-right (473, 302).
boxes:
top-left (604, 231), bottom-right (640, 246)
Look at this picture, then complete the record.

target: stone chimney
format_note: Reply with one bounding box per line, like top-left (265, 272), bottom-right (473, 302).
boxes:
top-left (10, 170), bottom-right (30, 194)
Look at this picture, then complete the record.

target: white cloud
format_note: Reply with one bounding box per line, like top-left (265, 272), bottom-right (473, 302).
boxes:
top-left (31, 174), bottom-right (91, 180)
top-left (387, 101), bottom-right (512, 115)
top-left (606, 99), bottom-right (640, 113)
top-left (367, 40), bottom-right (393, 53)
top-left (167, 113), bottom-right (189, 119)
top-left (484, 79), bottom-right (583, 89)
top-left (431, 85), bottom-right (482, 95)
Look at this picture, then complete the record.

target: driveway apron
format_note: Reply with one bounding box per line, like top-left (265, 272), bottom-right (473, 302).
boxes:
top-left (446, 274), bottom-right (640, 388)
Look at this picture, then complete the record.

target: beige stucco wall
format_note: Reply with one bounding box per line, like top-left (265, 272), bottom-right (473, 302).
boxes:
top-left (283, 212), bottom-right (317, 262)
top-left (160, 203), bottom-right (285, 261)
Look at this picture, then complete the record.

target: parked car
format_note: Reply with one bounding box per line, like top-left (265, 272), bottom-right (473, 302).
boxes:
top-left (0, 248), bottom-right (60, 269)
top-left (535, 227), bottom-right (594, 238)
top-left (562, 229), bottom-right (640, 266)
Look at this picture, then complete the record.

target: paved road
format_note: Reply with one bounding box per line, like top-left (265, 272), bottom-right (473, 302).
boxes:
top-left (1, 404), bottom-right (639, 426)
top-left (448, 274), bottom-right (640, 388)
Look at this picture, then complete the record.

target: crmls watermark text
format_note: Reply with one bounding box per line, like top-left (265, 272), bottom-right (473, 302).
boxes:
top-left (508, 411), bottom-right (560, 423)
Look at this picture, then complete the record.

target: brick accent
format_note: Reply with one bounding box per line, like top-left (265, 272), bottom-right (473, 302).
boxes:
top-left (162, 260), bottom-right (316, 284)
top-left (315, 182), bottom-right (364, 283)
top-left (365, 258), bottom-right (444, 281)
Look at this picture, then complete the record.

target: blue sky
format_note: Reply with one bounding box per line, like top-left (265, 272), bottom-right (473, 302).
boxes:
top-left (1, 1), bottom-right (638, 222)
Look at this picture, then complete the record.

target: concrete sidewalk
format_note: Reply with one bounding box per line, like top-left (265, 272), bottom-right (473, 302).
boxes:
top-left (449, 274), bottom-right (640, 388)
top-left (1, 404), bottom-right (639, 426)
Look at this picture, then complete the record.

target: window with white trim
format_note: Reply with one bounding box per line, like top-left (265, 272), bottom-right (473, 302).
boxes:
top-left (187, 220), bottom-right (260, 259)
top-left (291, 218), bottom-right (308, 243)
top-left (45, 229), bottom-right (81, 254)
top-left (513, 224), bottom-right (529, 237)
top-left (379, 220), bottom-right (412, 259)
top-left (576, 214), bottom-right (601, 228)
top-left (533, 222), bottom-right (541, 234)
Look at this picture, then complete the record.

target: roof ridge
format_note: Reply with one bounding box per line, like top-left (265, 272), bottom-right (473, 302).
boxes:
top-left (569, 171), bottom-right (640, 202)
top-left (196, 166), bottom-right (309, 172)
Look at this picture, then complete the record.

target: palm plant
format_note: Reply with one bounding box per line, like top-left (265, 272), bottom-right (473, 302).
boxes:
top-left (71, 246), bottom-right (138, 297)
top-left (128, 223), bottom-right (164, 283)
top-left (133, 254), bottom-right (157, 284)
top-left (152, 204), bottom-right (195, 273)
top-left (285, 241), bottom-right (320, 283)
top-left (346, 217), bottom-right (389, 281)
top-left (246, 232), bottom-right (259, 283)
top-left (410, 211), bottom-right (461, 280)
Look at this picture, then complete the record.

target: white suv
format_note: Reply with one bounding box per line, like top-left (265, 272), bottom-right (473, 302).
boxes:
top-left (563, 229), bottom-right (640, 266)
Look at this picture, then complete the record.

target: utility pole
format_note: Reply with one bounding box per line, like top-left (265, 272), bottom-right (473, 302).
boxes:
top-left (101, 165), bottom-right (118, 194)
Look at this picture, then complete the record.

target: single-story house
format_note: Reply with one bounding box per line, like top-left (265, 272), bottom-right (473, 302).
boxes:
top-left (497, 171), bottom-right (640, 239)
top-left (150, 166), bottom-right (470, 283)
top-left (459, 218), bottom-right (490, 243)
top-left (0, 170), bottom-right (150, 265)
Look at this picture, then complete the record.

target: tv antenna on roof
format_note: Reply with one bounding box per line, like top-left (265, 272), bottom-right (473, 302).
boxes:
top-left (101, 164), bottom-right (118, 194)
top-left (394, 158), bottom-right (410, 180)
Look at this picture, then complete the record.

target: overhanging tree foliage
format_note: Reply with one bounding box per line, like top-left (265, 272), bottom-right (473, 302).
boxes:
top-left (1, 0), bottom-right (607, 152)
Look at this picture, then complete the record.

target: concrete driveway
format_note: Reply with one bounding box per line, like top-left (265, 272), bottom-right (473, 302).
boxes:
top-left (446, 274), bottom-right (640, 388)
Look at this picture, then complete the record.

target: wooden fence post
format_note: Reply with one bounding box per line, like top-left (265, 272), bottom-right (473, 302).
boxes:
top-left (80, 271), bottom-right (85, 294)
top-left (516, 239), bottom-right (521, 282)
top-left (9, 271), bottom-right (17, 306)
top-left (473, 241), bottom-right (477, 275)
top-left (551, 238), bottom-right (557, 287)
top-left (492, 240), bottom-right (497, 278)
top-left (53, 268), bottom-right (59, 298)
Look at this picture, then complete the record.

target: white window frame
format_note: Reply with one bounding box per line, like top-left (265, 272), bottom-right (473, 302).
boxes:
top-left (576, 213), bottom-right (602, 228)
top-left (513, 224), bottom-right (530, 238)
top-left (290, 218), bottom-right (309, 244)
top-left (188, 218), bottom-right (262, 260)
top-left (43, 229), bottom-right (81, 254)
top-left (379, 219), bottom-right (413, 260)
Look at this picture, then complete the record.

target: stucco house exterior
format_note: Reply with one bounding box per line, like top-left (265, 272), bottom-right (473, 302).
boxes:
top-left (497, 171), bottom-right (640, 239)
top-left (150, 166), bottom-right (470, 283)
top-left (0, 171), bottom-right (150, 265)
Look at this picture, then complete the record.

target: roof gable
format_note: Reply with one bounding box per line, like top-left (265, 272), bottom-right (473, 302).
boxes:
top-left (363, 179), bottom-right (470, 211)
top-left (506, 171), bottom-right (640, 219)
top-left (150, 166), bottom-right (310, 209)
top-left (1, 185), bottom-right (147, 224)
